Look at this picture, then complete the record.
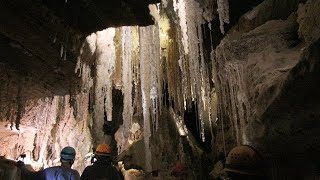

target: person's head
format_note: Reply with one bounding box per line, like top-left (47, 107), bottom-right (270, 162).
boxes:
top-left (224, 145), bottom-right (267, 180)
top-left (95, 143), bottom-right (112, 161)
top-left (60, 146), bottom-right (76, 168)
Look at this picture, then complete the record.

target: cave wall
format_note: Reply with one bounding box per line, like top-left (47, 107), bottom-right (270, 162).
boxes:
top-left (0, 48), bottom-right (93, 172)
top-left (212, 0), bottom-right (320, 178)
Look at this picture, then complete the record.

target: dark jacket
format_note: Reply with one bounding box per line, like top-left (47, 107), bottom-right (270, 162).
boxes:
top-left (80, 160), bottom-right (122, 180)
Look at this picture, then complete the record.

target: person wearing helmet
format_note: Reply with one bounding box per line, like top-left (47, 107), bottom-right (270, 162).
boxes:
top-left (39, 146), bottom-right (80, 180)
top-left (80, 143), bottom-right (122, 180)
top-left (223, 145), bottom-right (268, 180)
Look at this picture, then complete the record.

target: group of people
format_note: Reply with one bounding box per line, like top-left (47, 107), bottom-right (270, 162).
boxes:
top-left (17, 144), bottom-right (267, 180)
top-left (169, 145), bottom-right (268, 180)
top-left (19, 144), bottom-right (122, 180)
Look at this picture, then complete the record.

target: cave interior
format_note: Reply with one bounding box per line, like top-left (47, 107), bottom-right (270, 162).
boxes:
top-left (0, 0), bottom-right (320, 179)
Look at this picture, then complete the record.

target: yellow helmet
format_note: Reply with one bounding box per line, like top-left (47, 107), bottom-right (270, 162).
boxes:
top-left (95, 144), bottom-right (112, 156)
top-left (224, 145), bottom-right (266, 176)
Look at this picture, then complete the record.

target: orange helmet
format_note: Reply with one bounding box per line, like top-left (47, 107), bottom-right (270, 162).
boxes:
top-left (224, 145), bottom-right (266, 176)
top-left (95, 144), bottom-right (112, 156)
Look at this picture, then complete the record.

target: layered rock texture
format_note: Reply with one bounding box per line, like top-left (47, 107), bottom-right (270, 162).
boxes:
top-left (213, 0), bottom-right (320, 178)
top-left (0, 0), bottom-right (319, 179)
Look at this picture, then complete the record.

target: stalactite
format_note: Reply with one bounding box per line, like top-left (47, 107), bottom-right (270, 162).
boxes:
top-left (13, 77), bottom-right (23, 130)
top-left (60, 44), bottom-right (64, 58)
top-left (151, 24), bottom-right (161, 131)
top-left (170, 108), bottom-right (188, 136)
top-left (172, 0), bottom-right (213, 142)
top-left (166, 31), bottom-right (184, 114)
top-left (217, 0), bottom-right (230, 34)
top-left (197, 17), bottom-right (208, 142)
top-left (71, 0), bottom-right (221, 163)
top-left (185, 0), bottom-right (202, 101)
top-left (122, 26), bottom-right (133, 137)
top-left (75, 33), bottom-right (96, 92)
top-left (130, 27), bottom-right (141, 117)
top-left (211, 48), bottom-right (223, 154)
top-left (224, 63), bottom-right (250, 144)
top-left (173, 0), bottom-right (189, 55)
top-left (203, 0), bottom-right (215, 30)
top-left (172, 0), bottom-right (188, 116)
top-left (159, 14), bottom-right (172, 117)
top-left (137, 23), bottom-right (161, 170)
top-left (139, 26), bottom-right (153, 172)
top-left (212, 39), bottom-right (251, 150)
top-left (113, 29), bottom-right (123, 88)
top-left (93, 29), bottom-right (116, 144)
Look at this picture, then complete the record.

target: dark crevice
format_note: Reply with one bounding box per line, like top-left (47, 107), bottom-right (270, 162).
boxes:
top-left (184, 100), bottom-right (212, 151)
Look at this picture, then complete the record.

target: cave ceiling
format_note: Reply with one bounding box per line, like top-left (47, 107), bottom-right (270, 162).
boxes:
top-left (42, 0), bottom-right (160, 34)
top-left (0, 0), bottom-right (159, 94)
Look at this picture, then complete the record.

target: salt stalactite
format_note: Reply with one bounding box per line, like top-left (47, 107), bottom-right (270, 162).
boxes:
top-left (151, 24), bottom-right (161, 131)
top-left (184, 0), bottom-right (203, 101)
top-left (94, 29), bottom-right (116, 144)
top-left (172, 0), bottom-right (190, 115)
top-left (173, 0), bottom-right (189, 55)
top-left (131, 27), bottom-right (143, 116)
top-left (196, 11), bottom-right (208, 142)
top-left (139, 26), bottom-right (154, 172)
top-left (138, 23), bottom-right (161, 170)
top-left (121, 26), bottom-right (133, 136)
top-left (75, 33), bottom-right (96, 92)
top-left (225, 63), bottom-right (250, 145)
top-left (198, 25), bottom-right (214, 142)
top-left (217, 0), bottom-right (230, 34)
top-left (166, 32), bottom-right (185, 114)
top-left (203, 0), bottom-right (215, 30)
top-left (213, 41), bottom-right (250, 147)
top-left (212, 49), bottom-right (229, 154)
top-left (113, 29), bottom-right (123, 88)
top-left (170, 108), bottom-right (188, 136)
top-left (177, 0), bottom-right (209, 142)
